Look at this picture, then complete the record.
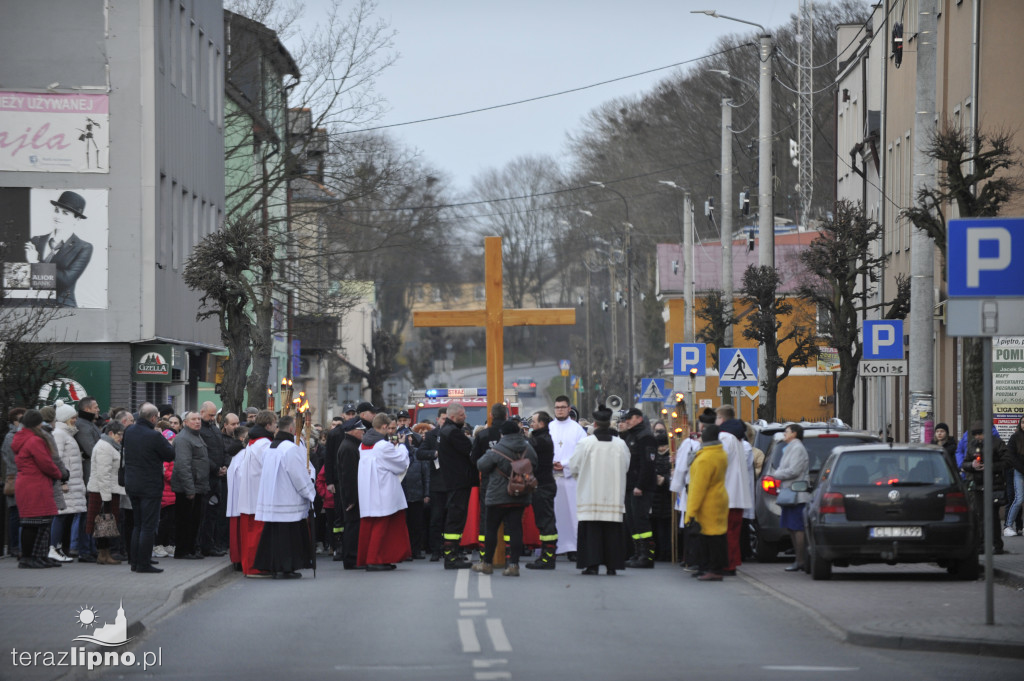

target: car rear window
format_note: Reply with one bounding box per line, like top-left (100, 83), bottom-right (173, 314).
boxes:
top-left (830, 451), bottom-right (955, 486)
top-left (768, 435), bottom-right (880, 472)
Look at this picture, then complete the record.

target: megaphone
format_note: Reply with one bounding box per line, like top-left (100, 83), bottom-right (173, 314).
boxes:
top-left (606, 395), bottom-right (623, 410)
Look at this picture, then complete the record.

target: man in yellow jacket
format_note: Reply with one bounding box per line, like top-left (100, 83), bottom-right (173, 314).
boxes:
top-left (685, 425), bottom-right (729, 581)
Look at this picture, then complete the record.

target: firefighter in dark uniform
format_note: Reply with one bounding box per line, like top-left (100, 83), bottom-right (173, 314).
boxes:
top-left (470, 403), bottom-right (508, 562)
top-left (416, 408), bottom-right (448, 561)
top-left (438, 402), bottom-right (475, 569)
top-left (526, 410), bottom-right (558, 569)
top-left (620, 407), bottom-right (658, 568)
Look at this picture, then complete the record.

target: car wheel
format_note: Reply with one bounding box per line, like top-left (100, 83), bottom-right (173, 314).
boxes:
top-left (755, 534), bottom-right (778, 563)
top-left (810, 547), bottom-right (832, 581)
top-left (948, 557), bottom-right (980, 581)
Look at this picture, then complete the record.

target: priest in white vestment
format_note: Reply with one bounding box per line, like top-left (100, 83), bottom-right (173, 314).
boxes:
top-left (567, 406), bottom-right (630, 575)
top-left (252, 415), bottom-right (316, 578)
top-left (357, 413), bottom-right (411, 571)
top-left (549, 395), bottom-right (587, 556)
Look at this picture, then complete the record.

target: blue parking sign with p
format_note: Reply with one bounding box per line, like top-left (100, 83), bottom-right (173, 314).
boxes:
top-left (673, 343), bottom-right (706, 376)
top-left (863, 320), bottom-right (903, 360)
top-left (947, 218), bottom-right (1024, 297)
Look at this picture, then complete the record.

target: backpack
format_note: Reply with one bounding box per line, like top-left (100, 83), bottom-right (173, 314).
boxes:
top-left (495, 447), bottom-right (537, 497)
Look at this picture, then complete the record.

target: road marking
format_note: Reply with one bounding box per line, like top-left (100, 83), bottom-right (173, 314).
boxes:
top-left (485, 618), bottom-right (511, 652)
top-left (474, 673), bottom-right (511, 680)
top-left (478, 573), bottom-right (492, 599)
top-left (457, 619), bottom-right (480, 653)
top-left (455, 568), bottom-right (470, 600)
top-left (472, 659), bottom-right (508, 668)
top-left (462, 601), bottom-right (486, 607)
top-left (762, 666), bottom-right (859, 672)
top-left (460, 608), bottom-right (487, 616)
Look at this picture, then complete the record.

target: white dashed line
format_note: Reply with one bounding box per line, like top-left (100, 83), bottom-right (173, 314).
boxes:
top-left (762, 666), bottom-right (859, 672)
top-left (474, 673), bottom-right (511, 680)
top-left (458, 618), bottom-right (481, 653)
top-left (455, 568), bottom-right (470, 600)
top-left (485, 618), bottom-right (512, 652)
top-left (461, 601), bottom-right (486, 607)
top-left (460, 608), bottom-right (487, 616)
top-left (477, 573), bottom-right (492, 599)
top-left (473, 659), bottom-right (509, 668)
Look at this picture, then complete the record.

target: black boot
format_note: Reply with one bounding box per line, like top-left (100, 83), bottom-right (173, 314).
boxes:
top-left (626, 539), bottom-right (654, 568)
top-left (443, 541), bottom-right (471, 569)
top-left (526, 541), bottom-right (557, 570)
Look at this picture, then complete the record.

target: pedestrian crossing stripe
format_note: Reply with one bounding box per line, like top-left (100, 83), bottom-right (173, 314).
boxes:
top-left (719, 348), bottom-right (758, 387)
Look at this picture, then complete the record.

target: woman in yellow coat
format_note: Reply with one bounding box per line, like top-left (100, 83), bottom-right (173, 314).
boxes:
top-left (685, 425), bottom-right (729, 581)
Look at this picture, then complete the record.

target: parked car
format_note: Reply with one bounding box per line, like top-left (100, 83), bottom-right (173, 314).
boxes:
top-left (798, 443), bottom-right (978, 581)
top-left (512, 377), bottom-right (537, 398)
top-left (753, 424), bottom-right (880, 561)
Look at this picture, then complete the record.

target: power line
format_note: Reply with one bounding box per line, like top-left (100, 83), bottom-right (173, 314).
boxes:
top-left (339, 44), bottom-right (755, 135)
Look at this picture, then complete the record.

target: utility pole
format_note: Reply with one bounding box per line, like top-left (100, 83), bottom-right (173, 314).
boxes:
top-left (721, 97), bottom-right (735, 406)
top-left (684, 192), bottom-right (695, 344)
top-left (797, 0), bottom-right (815, 228)
top-left (909, 1), bottom-right (936, 442)
top-left (758, 32), bottom-right (774, 270)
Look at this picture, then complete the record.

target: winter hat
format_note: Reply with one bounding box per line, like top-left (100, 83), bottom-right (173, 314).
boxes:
top-left (720, 418), bottom-right (746, 441)
top-left (698, 408), bottom-right (717, 425)
top-left (969, 421), bottom-right (984, 435)
top-left (54, 401), bottom-right (77, 423)
top-left (655, 432), bottom-right (670, 447)
top-left (40, 405), bottom-right (56, 423)
top-left (499, 420), bottom-right (520, 436)
top-left (935, 422), bottom-right (950, 434)
top-left (592, 405), bottom-right (613, 423)
top-left (22, 409), bottom-right (43, 429)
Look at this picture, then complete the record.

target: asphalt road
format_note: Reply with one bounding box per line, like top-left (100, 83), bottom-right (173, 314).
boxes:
top-left (96, 559), bottom-right (1020, 681)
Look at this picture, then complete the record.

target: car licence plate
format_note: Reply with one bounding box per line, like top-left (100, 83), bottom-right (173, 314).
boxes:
top-left (869, 526), bottom-right (922, 538)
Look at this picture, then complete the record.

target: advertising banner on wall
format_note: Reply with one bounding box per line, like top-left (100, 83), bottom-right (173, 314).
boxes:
top-left (993, 337), bottom-right (1024, 441)
top-left (0, 187), bottom-right (108, 309)
top-left (0, 92), bottom-right (109, 173)
top-left (132, 345), bottom-right (173, 383)
top-left (37, 361), bottom-right (111, 411)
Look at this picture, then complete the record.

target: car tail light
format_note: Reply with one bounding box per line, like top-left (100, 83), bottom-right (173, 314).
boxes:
top-left (820, 492), bottom-right (845, 515)
top-left (512, 382), bottom-right (519, 387)
top-left (530, 382), bottom-right (536, 388)
top-left (762, 476), bottom-right (780, 496)
top-left (944, 491), bottom-right (968, 513)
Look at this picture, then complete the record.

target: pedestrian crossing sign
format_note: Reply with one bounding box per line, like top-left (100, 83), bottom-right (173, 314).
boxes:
top-left (638, 378), bottom-right (668, 403)
top-left (719, 348), bottom-right (758, 387)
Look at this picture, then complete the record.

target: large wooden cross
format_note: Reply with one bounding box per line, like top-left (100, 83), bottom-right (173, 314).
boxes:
top-left (413, 236), bottom-right (576, 414)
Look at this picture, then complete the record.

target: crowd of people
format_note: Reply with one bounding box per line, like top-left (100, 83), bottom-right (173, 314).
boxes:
top-left (3, 395), bottom-right (1022, 579)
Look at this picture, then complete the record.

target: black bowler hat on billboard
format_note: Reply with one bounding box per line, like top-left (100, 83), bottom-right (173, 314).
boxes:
top-left (50, 191), bottom-right (87, 219)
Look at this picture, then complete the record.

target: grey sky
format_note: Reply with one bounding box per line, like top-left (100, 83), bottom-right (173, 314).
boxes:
top-left (305, 1), bottom-right (814, 194)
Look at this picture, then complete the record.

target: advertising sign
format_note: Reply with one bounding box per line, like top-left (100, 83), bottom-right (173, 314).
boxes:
top-left (132, 345), bottom-right (173, 383)
top-left (0, 187), bottom-right (108, 308)
top-left (0, 92), bottom-right (109, 173)
top-left (816, 347), bottom-right (840, 372)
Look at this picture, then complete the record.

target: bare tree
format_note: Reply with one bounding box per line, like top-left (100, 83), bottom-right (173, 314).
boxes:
top-left (798, 200), bottom-right (909, 424)
top-left (0, 304), bottom-right (70, 421)
top-left (739, 265), bottom-right (818, 422)
top-left (903, 124), bottom-right (1022, 426)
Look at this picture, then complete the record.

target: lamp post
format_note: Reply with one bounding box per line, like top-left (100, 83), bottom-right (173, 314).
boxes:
top-left (693, 10), bottom-right (773, 270)
top-left (589, 181), bottom-right (635, 405)
top-left (657, 181), bottom-right (694, 344)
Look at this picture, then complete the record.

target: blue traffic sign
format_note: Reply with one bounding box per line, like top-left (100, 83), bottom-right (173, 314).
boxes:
top-left (719, 348), bottom-right (758, 387)
top-left (673, 343), bottom-right (706, 376)
top-left (948, 218), bottom-right (1024, 297)
top-left (863, 320), bottom-right (904, 360)
top-left (638, 378), bottom-right (668, 403)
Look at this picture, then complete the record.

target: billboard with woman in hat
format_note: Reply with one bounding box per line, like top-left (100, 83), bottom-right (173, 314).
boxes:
top-left (0, 187), bottom-right (107, 308)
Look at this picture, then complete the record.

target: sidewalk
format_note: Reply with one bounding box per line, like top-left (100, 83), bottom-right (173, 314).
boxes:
top-left (0, 552), bottom-right (237, 680)
top-left (738, 538), bottom-right (1024, 659)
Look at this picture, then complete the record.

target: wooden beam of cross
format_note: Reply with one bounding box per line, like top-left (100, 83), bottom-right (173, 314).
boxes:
top-left (413, 236), bottom-right (576, 420)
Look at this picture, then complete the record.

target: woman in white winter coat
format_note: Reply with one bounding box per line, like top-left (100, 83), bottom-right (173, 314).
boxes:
top-left (50, 402), bottom-right (87, 562)
top-left (87, 421), bottom-right (126, 565)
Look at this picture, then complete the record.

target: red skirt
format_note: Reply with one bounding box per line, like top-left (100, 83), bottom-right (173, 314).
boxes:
top-left (461, 487), bottom-right (540, 548)
top-left (229, 514), bottom-right (266, 575)
top-left (357, 511), bottom-right (412, 566)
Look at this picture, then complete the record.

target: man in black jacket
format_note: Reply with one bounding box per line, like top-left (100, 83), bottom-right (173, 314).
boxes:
top-left (123, 402), bottom-right (175, 573)
top-left (336, 417), bottom-right (367, 569)
top-left (526, 411), bottom-right (558, 569)
top-left (416, 409), bottom-right (448, 561)
top-left (469, 403), bottom-right (507, 562)
top-left (438, 403), bottom-right (475, 569)
top-left (73, 396), bottom-right (102, 562)
top-left (621, 408), bottom-right (658, 568)
top-left (197, 402), bottom-right (228, 557)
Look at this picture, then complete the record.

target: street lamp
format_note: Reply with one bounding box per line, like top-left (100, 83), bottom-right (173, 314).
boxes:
top-left (692, 10), bottom-right (774, 270)
top-left (658, 181), bottom-right (695, 346)
top-left (588, 181), bottom-right (636, 405)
